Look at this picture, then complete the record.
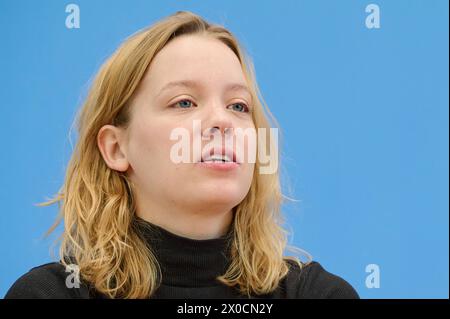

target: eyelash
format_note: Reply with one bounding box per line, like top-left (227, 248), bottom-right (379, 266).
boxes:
top-left (170, 99), bottom-right (250, 113)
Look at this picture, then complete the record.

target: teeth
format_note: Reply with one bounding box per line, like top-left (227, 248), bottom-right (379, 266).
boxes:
top-left (203, 154), bottom-right (232, 162)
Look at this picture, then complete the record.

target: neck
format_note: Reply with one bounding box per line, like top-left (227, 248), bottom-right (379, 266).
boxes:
top-left (136, 206), bottom-right (235, 240)
top-left (133, 216), bottom-right (235, 288)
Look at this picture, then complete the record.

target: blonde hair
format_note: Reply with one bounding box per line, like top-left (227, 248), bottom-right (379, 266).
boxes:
top-left (39, 11), bottom-right (311, 299)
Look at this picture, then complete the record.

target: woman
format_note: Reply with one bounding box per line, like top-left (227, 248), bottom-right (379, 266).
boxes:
top-left (5, 11), bottom-right (359, 299)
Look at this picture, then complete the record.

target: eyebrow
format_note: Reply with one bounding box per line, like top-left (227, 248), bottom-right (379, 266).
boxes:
top-left (156, 80), bottom-right (252, 99)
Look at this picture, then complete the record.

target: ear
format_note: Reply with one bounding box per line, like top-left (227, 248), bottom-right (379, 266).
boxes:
top-left (97, 125), bottom-right (129, 172)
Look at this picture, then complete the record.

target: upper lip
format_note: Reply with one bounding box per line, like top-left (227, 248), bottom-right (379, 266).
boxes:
top-left (200, 146), bottom-right (237, 163)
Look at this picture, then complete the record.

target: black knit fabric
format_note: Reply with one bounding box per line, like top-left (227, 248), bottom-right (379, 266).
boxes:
top-left (5, 218), bottom-right (359, 299)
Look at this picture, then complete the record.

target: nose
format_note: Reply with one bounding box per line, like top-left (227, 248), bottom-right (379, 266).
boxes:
top-left (201, 103), bottom-right (234, 139)
top-left (202, 126), bottom-right (232, 138)
top-left (196, 101), bottom-right (239, 163)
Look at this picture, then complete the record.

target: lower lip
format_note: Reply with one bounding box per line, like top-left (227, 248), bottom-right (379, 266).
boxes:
top-left (196, 161), bottom-right (240, 171)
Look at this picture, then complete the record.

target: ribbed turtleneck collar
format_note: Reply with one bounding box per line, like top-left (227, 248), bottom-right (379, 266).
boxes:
top-left (133, 217), bottom-right (234, 288)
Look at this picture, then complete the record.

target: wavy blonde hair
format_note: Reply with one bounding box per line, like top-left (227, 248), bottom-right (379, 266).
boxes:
top-left (39, 11), bottom-right (310, 299)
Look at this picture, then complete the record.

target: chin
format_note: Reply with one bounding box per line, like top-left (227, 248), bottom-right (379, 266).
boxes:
top-left (196, 186), bottom-right (246, 206)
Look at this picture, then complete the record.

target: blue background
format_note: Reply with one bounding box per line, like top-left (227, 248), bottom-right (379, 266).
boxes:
top-left (0, 0), bottom-right (448, 298)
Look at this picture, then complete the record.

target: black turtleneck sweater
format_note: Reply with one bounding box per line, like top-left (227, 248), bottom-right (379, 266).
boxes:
top-left (4, 218), bottom-right (359, 299)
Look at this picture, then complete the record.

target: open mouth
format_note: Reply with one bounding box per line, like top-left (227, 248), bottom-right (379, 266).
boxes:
top-left (200, 147), bottom-right (238, 164)
top-left (201, 154), bottom-right (234, 163)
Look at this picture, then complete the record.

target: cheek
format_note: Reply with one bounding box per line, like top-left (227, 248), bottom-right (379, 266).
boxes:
top-left (128, 120), bottom-right (175, 174)
top-left (242, 162), bottom-right (255, 191)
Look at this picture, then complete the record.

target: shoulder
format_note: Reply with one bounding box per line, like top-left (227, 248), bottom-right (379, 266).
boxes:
top-left (284, 259), bottom-right (360, 299)
top-left (4, 262), bottom-right (91, 299)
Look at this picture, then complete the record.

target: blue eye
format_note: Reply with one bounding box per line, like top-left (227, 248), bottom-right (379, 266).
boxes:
top-left (173, 99), bottom-right (196, 108)
top-left (228, 103), bottom-right (249, 113)
top-left (171, 100), bottom-right (249, 112)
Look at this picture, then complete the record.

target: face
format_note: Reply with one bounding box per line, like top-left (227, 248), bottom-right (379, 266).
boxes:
top-left (119, 35), bottom-right (255, 216)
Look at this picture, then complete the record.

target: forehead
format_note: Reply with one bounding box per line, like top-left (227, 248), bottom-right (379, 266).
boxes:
top-left (143, 34), bottom-right (247, 92)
